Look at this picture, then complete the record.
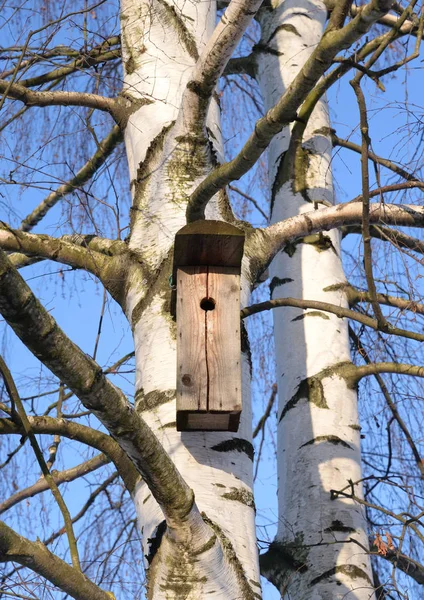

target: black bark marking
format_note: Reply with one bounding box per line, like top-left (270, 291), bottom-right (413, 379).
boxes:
top-left (202, 513), bottom-right (260, 600)
top-left (310, 564), bottom-right (373, 586)
top-left (303, 233), bottom-right (336, 253)
top-left (211, 438), bottom-right (254, 461)
top-left (252, 43), bottom-right (285, 56)
top-left (283, 241), bottom-right (297, 257)
top-left (292, 311), bottom-right (330, 321)
top-left (259, 538), bottom-right (308, 581)
top-left (292, 11), bottom-right (312, 18)
top-left (136, 389), bottom-right (175, 412)
top-left (156, 0), bottom-right (199, 60)
top-left (186, 80), bottom-right (211, 99)
top-left (241, 321), bottom-right (252, 376)
top-left (279, 377), bottom-right (328, 422)
top-left (270, 150), bottom-right (288, 214)
top-left (324, 520), bottom-right (356, 534)
top-left (269, 276), bottom-right (293, 296)
top-left (267, 23), bottom-right (301, 44)
top-left (145, 520), bottom-right (167, 565)
top-left (159, 421), bottom-right (177, 429)
top-left (132, 122), bottom-right (175, 221)
top-left (299, 435), bottom-right (353, 450)
top-left (192, 534), bottom-right (217, 555)
top-left (349, 424), bottom-right (362, 431)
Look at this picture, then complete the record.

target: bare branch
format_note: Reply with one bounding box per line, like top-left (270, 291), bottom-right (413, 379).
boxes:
top-left (0, 36), bottom-right (120, 81)
top-left (229, 184), bottom-right (268, 220)
top-left (241, 295), bottom-right (424, 342)
top-left (324, 0), bottom-right (422, 35)
top-left (0, 249), bottom-right (194, 524)
top-left (186, 0), bottom-right (394, 220)
top-left (0, 453), bottom-right (109, 514)
top-left (0, 415), bottom-right (138, 493)
top-left (19, 38), bottom-right (120, 88)
top-left (0, 356), bottom-right (81, 569)
top-left (180, 0), bottom-right (263, 132)
top-left (346, 285), bottom-right (424, 315)
top-left (332, 132), bottom-right (419, 182)
top-left (350, 78), bottom-right (387, 329)
top-left (343, 224), bottom-right (424, 255)
top-left (0, 80), bottom-right (118, 117)
top-left (0, 225), bottom-right (111, 276)
top-left (20, 125), bottom-right (123, 232)
top-left (342, 362), bottom-right (424, 385)
top-left (253, 384), bottom-right (277, 439)
top-left (369, 544), bottom-right (424, 585)
top-left (350, 3), bottom-right (422, 36)
top-left (0, 521), bottom-right (112, 600)
top-left (251, 203), bottom-right (424, 276)
top-left (349, 328), bottom-right (424, 479)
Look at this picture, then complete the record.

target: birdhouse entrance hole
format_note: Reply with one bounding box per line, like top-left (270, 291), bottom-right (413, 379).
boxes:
top-left (200, 297), bottom-right (216, 311)
top-left (172, 221), bottom-right (245, 432)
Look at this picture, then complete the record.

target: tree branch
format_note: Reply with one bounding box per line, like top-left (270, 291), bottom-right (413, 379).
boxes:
top-left (349, 327), bottom-right (424, 479)
top-left (186, 0), bottom-right (394, 220)
top-left (0, 249), bottom-right (194, 525)
top-left (253, 384), bottom-right (277, 439)
top-left (0, 224), bottom-right (111, 276)
top-left (251, 203), bottom-right (424, 277)
top-left (180, 0), bottom-right (263, 134)
top-left (343, 224), bottom-right (424, 255)
top-left (345, 285), bottom-right (424, 315)
top-left (0, 356), bottom-right (80, 569)
top-left (223, 54), bottom-right (256, 78)
top-left (324, 0), bottom-right (422, 36)
top-left (20, 125), bottom-right (122, 232)
top-left (0, 36), bottom-right (120, 81)
top-left (0, 453), bottom-right (109, 515)
top-left (0, 521), bottom-right (112, 600)
top-left (0, 80), bottom-right (118, 117)
top-left (350, 3), bottom-right (422, 36)
top-left (332, 132), bottom-right (419, 182)
top-left (351, 77), bottom-right (388, 329)
top-left (241, 295), bottom-right (424, 342)
top-left (0, 415), bottom-right (138, 493)
top-left (19, 40), bottom-right (120, 88)
top-left (369, 543), bottom-right (424, 585)
top-left (342, 361), bottom-right (424, 386)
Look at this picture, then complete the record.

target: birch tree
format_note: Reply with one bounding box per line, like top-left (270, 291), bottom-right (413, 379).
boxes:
top-left (1, 0), bottom-right (424, 599)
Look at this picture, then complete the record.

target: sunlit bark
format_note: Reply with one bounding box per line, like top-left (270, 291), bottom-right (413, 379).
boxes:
top-left (256, 1), bottom-right (375, 596)
top-left (120, 0), bottom-right (260, 596)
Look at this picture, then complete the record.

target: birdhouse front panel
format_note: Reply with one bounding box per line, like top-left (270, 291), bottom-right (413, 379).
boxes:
top-left (176, 265), bottom-right (242, 431)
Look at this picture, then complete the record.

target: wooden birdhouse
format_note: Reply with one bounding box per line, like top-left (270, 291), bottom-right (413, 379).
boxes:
top-left (172, 221), bottom-right (245, 432)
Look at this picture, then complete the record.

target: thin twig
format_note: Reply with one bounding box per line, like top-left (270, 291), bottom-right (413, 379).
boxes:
top-left (0, 356), bottom-right (81, 570)
top-left (349, 328), bottom-right (424, 479)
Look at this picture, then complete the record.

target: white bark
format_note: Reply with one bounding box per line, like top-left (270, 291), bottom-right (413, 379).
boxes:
top-left (121, 0), bottom-right (223, 263)
top-left (256, 1), bottom-right (375, 597)
top-left (129, 279), bottom-right (261, 598)
top-left (120, 1), bottom-right (261, 597)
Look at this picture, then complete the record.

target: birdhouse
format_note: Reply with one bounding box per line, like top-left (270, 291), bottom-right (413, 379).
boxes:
top-left (172, 221), bottom-right (245, 432)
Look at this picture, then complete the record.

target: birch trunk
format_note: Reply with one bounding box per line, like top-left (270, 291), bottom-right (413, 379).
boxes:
top-left (256, 1), bottom-right (375, 597)
top-left (119, 1), bottom-right (260, 597)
